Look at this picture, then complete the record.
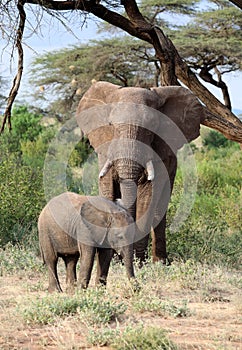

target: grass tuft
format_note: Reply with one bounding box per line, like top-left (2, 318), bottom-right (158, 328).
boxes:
top-left (88, 324), bottom-right (179, 350)
top-left (18, 288), bottom-right (126, 325)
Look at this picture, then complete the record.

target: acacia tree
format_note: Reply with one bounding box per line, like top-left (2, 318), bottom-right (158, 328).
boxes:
top-left (28, 37), bottom-right (157, 118)
top-left (141, 0), bottom-right (242, 111)
top-left (1, 0), bottom-right (242, 142)
top-left (30, 1), bottom-right (241, 118)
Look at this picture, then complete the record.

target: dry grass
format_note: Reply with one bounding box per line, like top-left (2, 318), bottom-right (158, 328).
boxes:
top-left (0, 255), bottom-right (241, 350)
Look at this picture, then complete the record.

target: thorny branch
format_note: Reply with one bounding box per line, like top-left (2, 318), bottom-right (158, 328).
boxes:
top-left (1, 0), bottom-right (26, 133)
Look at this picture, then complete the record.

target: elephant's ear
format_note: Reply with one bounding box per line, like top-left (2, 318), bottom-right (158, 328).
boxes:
top-left (152, 86), bottom-right (205, 150)
top-left (76, 81), bottom-right (120, 149)
top-left (80, 201), bottom-right (108, 246)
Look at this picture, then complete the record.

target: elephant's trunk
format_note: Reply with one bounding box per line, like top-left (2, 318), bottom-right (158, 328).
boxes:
top-left (119, 179), bottom-right (137, 220)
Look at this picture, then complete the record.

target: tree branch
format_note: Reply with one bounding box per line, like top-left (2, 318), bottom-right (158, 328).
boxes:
top-left (25, 0), bottom-right (152, 41)
top-left (1, 0), bottom-right (26, 133)
top-left (203, 109), bottom-right (242, 143)
top-left (228, 0), bottom-right (242, 10)
top-left (199, 66), bottom-right (232, 110)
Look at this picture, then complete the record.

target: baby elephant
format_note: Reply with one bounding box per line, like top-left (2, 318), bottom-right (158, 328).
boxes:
top-left (38, 192), bottom-right (136, 292)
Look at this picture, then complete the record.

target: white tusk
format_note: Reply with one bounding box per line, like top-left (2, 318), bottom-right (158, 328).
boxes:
top-left (99, 159), bottom-right (113, 178)
top-left (146, 160), bottom-right (154, 181)
top-left (115, 198), bottom-right (125, 209)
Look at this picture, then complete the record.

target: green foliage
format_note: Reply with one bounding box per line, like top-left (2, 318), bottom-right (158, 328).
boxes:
top-left (1, 106), bottom-right (44, 154)
top-left (20, 127), bottom-right (57, 167)
top-left (88, 325), bottom-right (178, 350)
top-left (202, 129), bottom-right (235, 149)
top-left (0, 240), bottom-right (42, 276)
top-left (0, 105), bottom-right (59, 244)
top-left (68, 138), bottom-right (91, 167)
top-left (132, 297), bottom-right (190, 317)
top-left (11, 106), bottom-right (43, 141)
top-left (169, 2), bottom-right (242, 95)
top-left (0, 105), bottom-right (92, 245)
top-left (0, 155), bottom-right (46, 244)
top-left (167, 141), bottom-right (241, 268)
top-left (20, 289), bottom-right (126, 325)
top-left (29, 37), bottom-right (155, 117)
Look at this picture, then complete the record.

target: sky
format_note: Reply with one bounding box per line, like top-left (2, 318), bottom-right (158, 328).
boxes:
top-left (1, 8), bottom-right (242, 113)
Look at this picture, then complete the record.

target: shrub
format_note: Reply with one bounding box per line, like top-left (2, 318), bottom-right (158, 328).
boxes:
top-left (202, 129), bottom-right (235, 149)
top-left (1, 105), bottom-right (43, 154)
top-left (88, 325), bottom-right (178, 350)
top-left (167, 144), bottom-right (241, 268)
top-left (0, 156), bottom-right (45, 245)
top-left (19, 289), bottom-right (126, 325)
top-left (0, 240), bottom-right (42, 276)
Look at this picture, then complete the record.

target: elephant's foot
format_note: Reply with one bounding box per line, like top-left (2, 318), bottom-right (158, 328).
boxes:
top-left (95, 277), bottom-right (107, 287)
top-left (48, 284), bottom-right (63, 293)
top-left (47, 277), bottom-right (63, 293)
top-left (129, 278), bottom-right (140, 293)
top-left (134, 250), bottom-right (149, 268)
top-left (78, 281), bottom-right (88, 289)
top-left (152, 255), bottom-right (171, 266)
top-left (65, 283), bottom-right (76, 294)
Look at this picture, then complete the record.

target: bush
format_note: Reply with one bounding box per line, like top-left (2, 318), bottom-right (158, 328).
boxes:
top-left (19, 289), bottom-right (126, 325)
top-left (0, 240), bottom-right (42, 276)
top-left (88, 325), bottom-right (178, 350)
top-left (0, 105), bottom-right (43, 154)
top-left (0, 155), bottom-right (45, 245)
top-left (167, 144), bottom-right (241, 268)
top-left (202, 129), bottom-right (235, 149)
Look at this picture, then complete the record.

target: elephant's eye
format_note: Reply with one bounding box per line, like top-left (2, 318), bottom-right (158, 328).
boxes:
top-left (117, 234), bottom-right (124, 241)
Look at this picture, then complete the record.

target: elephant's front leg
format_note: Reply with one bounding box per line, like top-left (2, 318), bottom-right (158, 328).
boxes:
top-left (152, 155), bottom-right (177, 264)
top-left (134, 180), bottom-right (153, 264)
top-left (95, 248), bottom-right (114, 286)
top-left (151, 217), bottom-right (167, 264)
top-left (78, 245), bottom-right (96, 289)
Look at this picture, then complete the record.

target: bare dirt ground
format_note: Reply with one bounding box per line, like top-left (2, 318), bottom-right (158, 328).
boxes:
top-left (0, 263), bottom-right (241, 350)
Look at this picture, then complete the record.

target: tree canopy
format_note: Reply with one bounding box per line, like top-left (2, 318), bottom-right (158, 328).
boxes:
top-left (1, 0), bottom-right (242, 142)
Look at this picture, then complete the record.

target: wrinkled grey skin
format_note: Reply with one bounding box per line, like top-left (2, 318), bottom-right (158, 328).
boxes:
top-left (38, 192), bottom-right (135, 292)
top-left (76, 81), bottom-right (204, 264)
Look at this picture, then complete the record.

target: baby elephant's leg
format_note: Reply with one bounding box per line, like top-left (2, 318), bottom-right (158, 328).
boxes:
top-left (63, 253), bottom-right (79, 292)
top-left (78, 245), bottom-right (96, 289)
top-left (46, 256), bottom-right (62, 293)
top-left (95, 248), bottom-right (114, 286)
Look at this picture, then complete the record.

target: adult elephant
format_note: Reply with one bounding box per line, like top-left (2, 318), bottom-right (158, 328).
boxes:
top-left (76, 81), bottom-right (204, 264)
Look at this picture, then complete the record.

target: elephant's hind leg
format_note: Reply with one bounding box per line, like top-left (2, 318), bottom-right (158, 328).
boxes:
top-left (46, 256), bottom-right (62, 293)
top-left (40, 237), bottom-right (62, 292)
top-left (95, 248), bottom-right (114, 286)
top-left (63, 253), bottom-right (79, 292)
